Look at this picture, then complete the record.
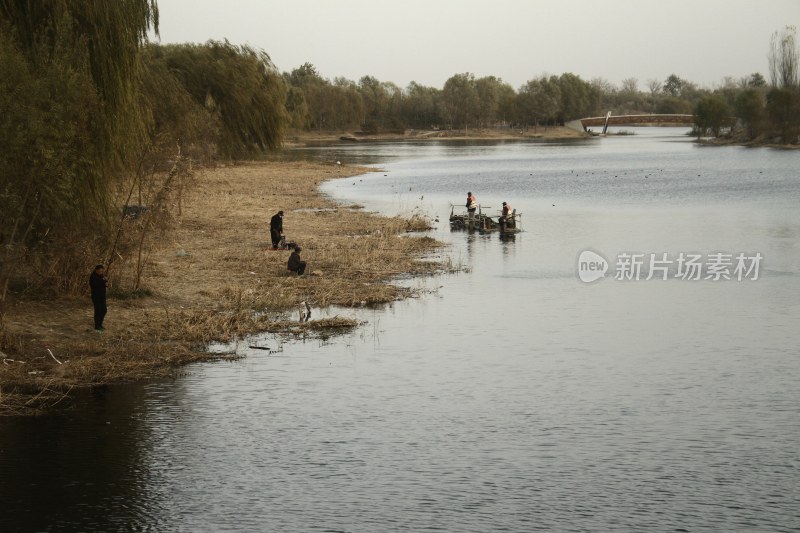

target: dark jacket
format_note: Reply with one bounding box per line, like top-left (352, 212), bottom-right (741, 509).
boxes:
top-left (287, 250), bottom-right (303, 271)
top-left (270, 213), bottom-right (283, 232)
top-left (89, 272), bottom-right (107, 301)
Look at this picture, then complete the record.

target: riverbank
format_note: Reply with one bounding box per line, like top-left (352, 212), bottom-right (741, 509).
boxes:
top-left (695, 129), bottom-right (800, 149)
top-left (698, 137), bottom-right (800, 149)
top-left (282, 126), bottom-right (585, 146)
top-left (0, 161), bottom-right (451, 415)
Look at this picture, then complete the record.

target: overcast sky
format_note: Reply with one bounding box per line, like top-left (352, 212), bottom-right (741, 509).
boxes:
top-left (153, 0), bottom-right (799, 91)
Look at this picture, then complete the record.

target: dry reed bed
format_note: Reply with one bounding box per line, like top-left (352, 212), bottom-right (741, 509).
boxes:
top-left (1, 160), bottom-right (452, 415)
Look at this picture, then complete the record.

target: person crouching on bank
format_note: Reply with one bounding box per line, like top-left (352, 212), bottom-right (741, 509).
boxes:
top-left (287, 246), bottom-right (307, 276)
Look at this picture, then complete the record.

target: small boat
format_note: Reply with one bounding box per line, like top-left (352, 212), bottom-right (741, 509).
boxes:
top-left (449, 205), bottom-right (521, 233)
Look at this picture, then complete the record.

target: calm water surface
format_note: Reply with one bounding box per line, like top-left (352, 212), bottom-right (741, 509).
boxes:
top-left (2, 129), bottom-right (799, 531)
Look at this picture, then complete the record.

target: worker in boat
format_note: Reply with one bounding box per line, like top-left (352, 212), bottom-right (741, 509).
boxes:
top-left (466, 191), bottom-right (477, 219)
top-left (500, 201), bottom-right (514, 230)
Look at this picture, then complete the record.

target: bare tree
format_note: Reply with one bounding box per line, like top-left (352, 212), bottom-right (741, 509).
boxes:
top-left (646, 79), bottom-right (661, 113)
top-left (591, 77), bottom-right (616, 94)
top-left (717, 76), bottom-right (739, 90)
top-left (621, 78), bottom-right (639, 94)
top-left (769, 26), bottom-right (799, 89)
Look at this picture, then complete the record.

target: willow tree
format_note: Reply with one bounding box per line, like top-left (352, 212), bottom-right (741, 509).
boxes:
top-left (475, 76), bottom-right (512, 128)
top-left (359, 75), bottom-right (391, 132)
top-left (157, 41), bottom-right (289, 158)
top-left (517, 76), bottom-right (561, 127)
top-left (442, 73), bottom-right (479, 130)
top-left (286, 86), bottom-right (311, 129)
top-left (0, 0), bottom-right (158, 146)
top-left (694, 95), bottom-right (731, 137)
top-left (401, 82), bottom-right (442, 129)
top-left (556, 73), bottom-right (600, 123)
top-left (765, 26), bottom-right (800, 143)
top-left (766, 88), bottom-right (800, 143)
top-left (735, 89), bottom-right (766, 139)
top-left (0, 1), bottom-right (158, 300)
top-left (333, 78), bottom-right (367, 130)
top-left (768, 26), bottom-right (799, 90)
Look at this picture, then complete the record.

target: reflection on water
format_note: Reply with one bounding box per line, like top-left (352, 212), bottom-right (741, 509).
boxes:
top-left (2, 129), bottom-right (799, 531)
top-left (0, 386), bottom-right (154, 531)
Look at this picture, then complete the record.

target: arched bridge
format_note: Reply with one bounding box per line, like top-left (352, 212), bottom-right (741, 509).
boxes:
top-left (567, 113), bottom-right (695, 133)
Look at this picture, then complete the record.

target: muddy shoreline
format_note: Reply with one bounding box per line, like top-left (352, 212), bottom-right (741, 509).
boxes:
top-left (282, 126), bottom-right (586, 146)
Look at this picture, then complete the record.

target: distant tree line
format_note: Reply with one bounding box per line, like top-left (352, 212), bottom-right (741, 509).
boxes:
top-left (282, 32), bottom-right (798, 144)
top-left (280, 28), bottom-right (800, 144)
top-left (0, 2), bottom-right (798, 307)
top-left (282, 65), bottom-right (603, 131)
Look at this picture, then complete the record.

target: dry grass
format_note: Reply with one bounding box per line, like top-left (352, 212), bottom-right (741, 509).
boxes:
top-left (1, 160), bottom-right (452, 415)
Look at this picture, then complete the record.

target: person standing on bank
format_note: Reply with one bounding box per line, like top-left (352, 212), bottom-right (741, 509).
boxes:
top-left (270, 210), bottom-right (284, 249)
top-left (287, 246), bottom-right (307, 276)
top-left (89, 264), bottom-right (108, 332)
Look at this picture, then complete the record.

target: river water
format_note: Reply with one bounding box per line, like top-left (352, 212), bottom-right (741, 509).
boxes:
top-left (2, 129), bottom-right (799, 532)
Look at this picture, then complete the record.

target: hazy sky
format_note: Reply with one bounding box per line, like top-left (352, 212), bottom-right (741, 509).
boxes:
top-left (154, 0), bottom-right (799, 91)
